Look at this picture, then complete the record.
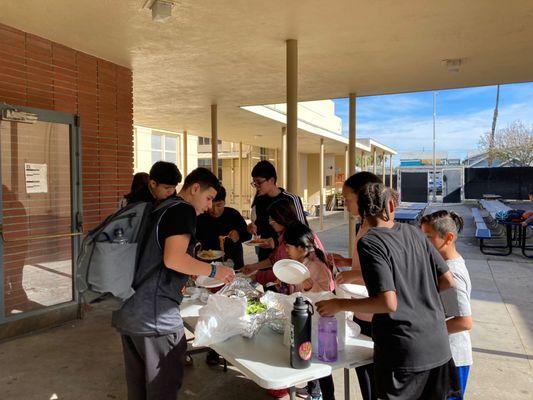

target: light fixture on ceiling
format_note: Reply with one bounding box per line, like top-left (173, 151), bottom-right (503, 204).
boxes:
top-left (442, 58), bottom-right (464, 73)
top-left (143, 0), bottom-right (175, 22)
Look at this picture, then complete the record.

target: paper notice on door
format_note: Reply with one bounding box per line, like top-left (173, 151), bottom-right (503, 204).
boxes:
top-left (25, 163), bottom-right (48, 193)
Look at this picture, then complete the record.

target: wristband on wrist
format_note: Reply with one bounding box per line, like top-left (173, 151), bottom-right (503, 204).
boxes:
top-left (209, 263), bottom-right (217, 278)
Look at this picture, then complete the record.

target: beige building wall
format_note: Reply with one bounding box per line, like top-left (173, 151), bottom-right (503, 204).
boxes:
top-left (134, 126), bottom-right (153, 174)
top-left (335, 155), bottom-right (345, 185)
top-left (133, 125), bottom-right (198, 181)
top-left (186, 134), bottom-right (199, 173)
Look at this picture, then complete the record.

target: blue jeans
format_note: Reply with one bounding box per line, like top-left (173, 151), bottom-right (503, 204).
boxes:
top-left (448, 365), bottom-right (470, 400)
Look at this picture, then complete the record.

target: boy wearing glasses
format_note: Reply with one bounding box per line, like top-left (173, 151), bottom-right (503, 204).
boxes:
top-left (247, 160), bottom-right (308, 261)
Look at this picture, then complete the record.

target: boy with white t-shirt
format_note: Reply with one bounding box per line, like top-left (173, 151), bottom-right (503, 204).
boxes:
top-left (421, 210), bottom-right (473, 400)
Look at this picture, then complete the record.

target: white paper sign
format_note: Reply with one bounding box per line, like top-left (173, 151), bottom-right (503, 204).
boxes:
top-left (24, 163), bottom-right (48, 194)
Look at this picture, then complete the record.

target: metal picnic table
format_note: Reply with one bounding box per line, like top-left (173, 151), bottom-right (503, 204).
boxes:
top-left (477, 199), bottom-right (531, 256)
top-left (394, 209), bottom-right (423, 223)
top-left (393, 202), bottom-right (428, 224)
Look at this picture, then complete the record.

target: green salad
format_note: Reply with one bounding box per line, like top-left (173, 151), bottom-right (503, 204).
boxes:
top-left (246, 299), bottom-right (267, 315)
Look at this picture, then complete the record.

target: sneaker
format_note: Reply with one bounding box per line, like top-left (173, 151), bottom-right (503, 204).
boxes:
top-left (266, 389), bottom-right (289, 398)
top-left (185, 354), bottom-right (193, 366)
top-left (205, 349), bottom-right (220, 366)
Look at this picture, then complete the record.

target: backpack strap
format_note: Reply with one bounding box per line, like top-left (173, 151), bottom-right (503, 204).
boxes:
top-left (131, 198), bottom-right (187, 291)
top-left (154, 199), bottom-right (186, 250)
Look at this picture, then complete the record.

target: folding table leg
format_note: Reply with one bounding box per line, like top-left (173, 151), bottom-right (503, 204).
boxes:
top-left (289, 386), bottom-right (296, 400)
top-left (344, 368), bottom-right (350, 400)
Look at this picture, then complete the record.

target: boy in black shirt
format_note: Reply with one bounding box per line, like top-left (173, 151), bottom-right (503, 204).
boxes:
top-left (248, 160), bottom-right (307, 261)
top-left (196, 186), bottom-right (251, 268)
top-left (144, 161), bottom-right (181, 202)
top-left (317, 183), bottom-right (460, 399)
top-left (113, 167), bottom-right (235, 400)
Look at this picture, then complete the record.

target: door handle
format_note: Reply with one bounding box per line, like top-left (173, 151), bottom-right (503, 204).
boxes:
top-left (0, 226), bottom-right (84, 243)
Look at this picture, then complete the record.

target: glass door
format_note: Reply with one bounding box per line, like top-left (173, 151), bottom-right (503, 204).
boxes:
top-left (0, 105), bottom-right (81, 320)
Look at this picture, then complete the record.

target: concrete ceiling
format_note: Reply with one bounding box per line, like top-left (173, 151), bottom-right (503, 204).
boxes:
top-left (1, 0), bottom-right (533, 153)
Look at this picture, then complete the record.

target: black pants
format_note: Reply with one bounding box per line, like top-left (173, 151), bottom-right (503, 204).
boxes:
top-left (354, 316), bottom-right (376, 400)
top-left (308, 375), bottom-right (336, 399)
top-left (121, 332), bottom-right (187, 400)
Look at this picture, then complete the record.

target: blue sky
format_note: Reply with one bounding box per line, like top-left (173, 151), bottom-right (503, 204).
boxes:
top-left (332, 82), bottom-right (533, 165)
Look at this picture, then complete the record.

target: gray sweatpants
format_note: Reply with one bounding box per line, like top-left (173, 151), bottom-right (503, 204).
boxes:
top-left (121, 332), bottom-right (187, 400)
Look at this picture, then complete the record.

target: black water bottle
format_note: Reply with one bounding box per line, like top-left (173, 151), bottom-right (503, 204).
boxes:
top-left (290, 296), bottom-right (314, 369)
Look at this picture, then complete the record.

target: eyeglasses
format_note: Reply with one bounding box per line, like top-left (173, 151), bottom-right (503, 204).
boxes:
top-left (250, 179), bottom-right (267, 188)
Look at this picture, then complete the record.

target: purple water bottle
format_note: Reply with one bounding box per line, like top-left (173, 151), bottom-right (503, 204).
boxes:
top-left (318, 316), bottom-right (338, 362)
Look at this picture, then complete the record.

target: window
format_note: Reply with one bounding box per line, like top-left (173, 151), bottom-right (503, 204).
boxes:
top-left (198, 159), bottom-right (223, 180)
top-left (151, 133), bottom-right (178, 165)
top-left (260, 147), bottom-right (268, 161)
top-left (199, 137), bottom-right (221, 146)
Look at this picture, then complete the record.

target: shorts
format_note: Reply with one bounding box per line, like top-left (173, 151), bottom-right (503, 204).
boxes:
top-left (375, 358), bottom-right (461, 400)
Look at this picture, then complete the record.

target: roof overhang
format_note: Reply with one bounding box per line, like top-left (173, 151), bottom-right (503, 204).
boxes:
top-left (1, 0), bottom-right (532, 151)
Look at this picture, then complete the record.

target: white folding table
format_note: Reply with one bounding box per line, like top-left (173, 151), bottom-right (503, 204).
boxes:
top-left (180, 298), bottom-right (374, 400)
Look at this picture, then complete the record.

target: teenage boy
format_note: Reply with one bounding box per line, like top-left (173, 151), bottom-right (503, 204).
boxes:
top-left (196, 186), bottom-right (251, 269)
top-left (112, 167), bottom-right (235, 400)
top-left (248, 160), bottom-right (307, 260)
top-left (134, 161), bottom-right (180, 202)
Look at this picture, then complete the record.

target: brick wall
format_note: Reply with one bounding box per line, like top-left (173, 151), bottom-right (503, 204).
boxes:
top-left (0, 22), bottom-right (134, 228)
top-left (0, 23), bottom-right (133, 316)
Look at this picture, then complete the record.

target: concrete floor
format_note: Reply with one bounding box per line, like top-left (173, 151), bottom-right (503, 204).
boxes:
top-left (0, 205), bottom-right (532, 399)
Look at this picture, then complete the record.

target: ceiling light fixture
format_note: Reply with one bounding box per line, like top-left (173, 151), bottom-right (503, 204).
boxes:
top-left (142, 0), bottom-right (175, 22)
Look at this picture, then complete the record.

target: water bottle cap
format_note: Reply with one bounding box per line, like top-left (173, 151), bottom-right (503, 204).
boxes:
top-left (293, 296), bottom-right (307, 310)
top-left (293, 296), bottom-right (314, 314)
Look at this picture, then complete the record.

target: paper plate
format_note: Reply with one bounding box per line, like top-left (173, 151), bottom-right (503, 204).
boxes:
top-left (243, 238), bottom-right (268, 247)
top-left (197, 249), bottom-right (224, 261)
top-left (272, 259), bottom-right (310, 285)
top-left (195, 275), bottom-right (225, 288)
top-left (337, 283), bottom-right (369, 299)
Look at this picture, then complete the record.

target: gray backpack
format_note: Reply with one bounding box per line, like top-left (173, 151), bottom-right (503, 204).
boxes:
top-left (76, 198), bottom-right (182, 302)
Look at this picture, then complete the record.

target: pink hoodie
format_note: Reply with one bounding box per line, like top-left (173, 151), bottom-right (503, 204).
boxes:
top-left (291, 252), bottom-right (335, 293)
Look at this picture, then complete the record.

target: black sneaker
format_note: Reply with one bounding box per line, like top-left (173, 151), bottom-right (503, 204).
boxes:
top-left (205, 349), bottom-right (220, 366)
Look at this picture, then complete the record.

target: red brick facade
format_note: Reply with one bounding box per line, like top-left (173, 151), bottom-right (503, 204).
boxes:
top-left (0, 22), bottom-right (134, 229)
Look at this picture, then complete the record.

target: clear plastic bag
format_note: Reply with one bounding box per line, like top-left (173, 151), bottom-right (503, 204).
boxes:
top-left (192, 294), bottom-right (248, 347)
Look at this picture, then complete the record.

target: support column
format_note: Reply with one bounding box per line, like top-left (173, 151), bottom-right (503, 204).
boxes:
top-left (183, 130), bottom-right (188, 176)
top-left (248, 146), bottom-right (253, 210)
top-left (348, 93), bottom-right (357, 256)
top-left (286, 39), bottom-right (298, 194)
top-left (319, 138), bottom-right (325, 231)
top-left (239, 142), bottom-right (243, 213)
top-left (344, 146), bottom-right (349, 220)
top-left (373, 148), bottom-right (377, 174)
top-left (382, 152), bottom-right (386, 182)
top-left (282, 126), bottom-right (287, 187)
top-left (389, 153), bottom-right (393, 188)
top-left (274, 148), bottom-right (279, 175)
top-left (211, 104), bottom-right (218, 176)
